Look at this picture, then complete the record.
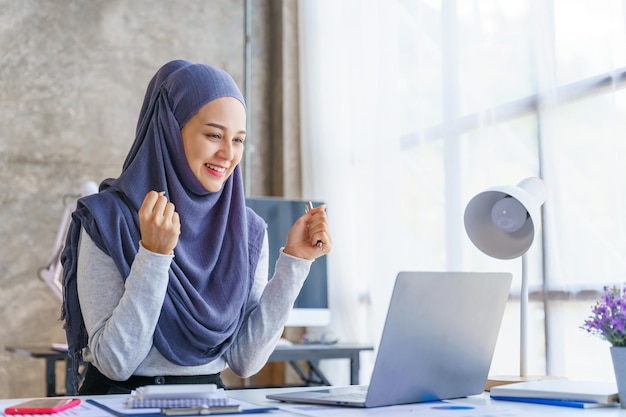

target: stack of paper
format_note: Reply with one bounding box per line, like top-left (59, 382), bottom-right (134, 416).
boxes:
top-left (490, 379), bottom-right (619, 408)
top-left (129, 384), bottom-right (229, 408)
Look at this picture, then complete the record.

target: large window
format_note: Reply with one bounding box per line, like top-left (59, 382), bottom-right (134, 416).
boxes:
top-left (300, 0), bottom-right (626, 384)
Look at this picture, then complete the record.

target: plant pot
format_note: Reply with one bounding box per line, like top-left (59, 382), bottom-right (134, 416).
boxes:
top-left (611, 346), bottom-right (626, 408)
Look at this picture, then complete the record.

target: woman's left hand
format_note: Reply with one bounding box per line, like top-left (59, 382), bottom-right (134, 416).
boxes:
top-left (283, 205), bottom-right (332, 260)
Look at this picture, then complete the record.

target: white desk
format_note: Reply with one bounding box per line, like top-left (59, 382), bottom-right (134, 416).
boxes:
top-left (229, 387), bottom-right (626, 416)
top-left (1, 388), bottom-right (626, 416)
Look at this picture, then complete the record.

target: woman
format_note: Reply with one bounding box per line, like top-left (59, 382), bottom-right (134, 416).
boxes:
top-left (61, 60), bottom-right (331, 394)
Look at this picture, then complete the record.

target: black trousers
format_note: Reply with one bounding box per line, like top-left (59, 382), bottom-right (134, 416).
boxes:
top-left (79, 363), bottom-right (225, 395)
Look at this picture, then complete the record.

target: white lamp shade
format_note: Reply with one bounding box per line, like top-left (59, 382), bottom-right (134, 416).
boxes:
top-left (464, 177), bottom-right (547, 260)
top-left (80, 180), bottom-right (99, 196)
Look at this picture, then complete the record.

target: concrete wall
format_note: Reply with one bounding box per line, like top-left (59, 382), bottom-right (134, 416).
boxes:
top-left (0, 0), bottom-right (285, 398)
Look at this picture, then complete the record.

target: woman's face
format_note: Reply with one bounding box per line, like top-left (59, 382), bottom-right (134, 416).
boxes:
top-left (181, 97), bottom-right (246, 192)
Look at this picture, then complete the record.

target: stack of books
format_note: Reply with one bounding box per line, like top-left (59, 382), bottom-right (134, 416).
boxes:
top-left (490, 380), bottom-right (619, 409)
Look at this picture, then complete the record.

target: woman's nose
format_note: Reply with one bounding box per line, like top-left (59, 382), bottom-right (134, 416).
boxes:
top-left (218, 140), bottom-right (234, 159)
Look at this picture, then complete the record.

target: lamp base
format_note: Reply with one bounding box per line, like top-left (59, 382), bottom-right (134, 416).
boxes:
top-left (485, 375), bottom-right (566, 392)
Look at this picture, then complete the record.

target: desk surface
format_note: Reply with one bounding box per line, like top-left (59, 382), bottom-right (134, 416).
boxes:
top-left (6, 343), bottom-right (373, 361)
top-left (1, 388), bottom-right (625, 416)
top-left (269, 343), bottom-right (372, 359)
top-left (5, 346), bottom-right (67, 359)
top-left (228, 387), bottom-right (626, 416)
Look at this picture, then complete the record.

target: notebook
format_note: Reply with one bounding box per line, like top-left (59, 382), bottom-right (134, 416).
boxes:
top-left (490, 380), bottom-right (619, 405)
top-left (267, 271), bottom-right (512, 408)
top-left (127, 384), bottom-right (230, 409)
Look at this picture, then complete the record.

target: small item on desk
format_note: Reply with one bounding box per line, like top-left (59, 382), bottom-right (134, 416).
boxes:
top-left (50, 342), bottom-right (69, 352)
top-left (127, 384), bottom-right (233, 410)
top-left (490, 379), bottom-right (619, 408)
top-left (304, 201), bottom-right (324, 250)
top-left (4, 397), bottom-right (81, 415)
top-left (490, 396), bottom-right (618, 409)
top-left (301, 330), bottom-right (339, 345)
top-left (134, 383), bottom-right (219, 400)
top-left (162, 404), bottom-right (242, 415)
top-left (275, 337), bottom-right (293, 347)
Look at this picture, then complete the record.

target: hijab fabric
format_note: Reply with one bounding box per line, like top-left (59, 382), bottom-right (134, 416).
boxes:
top-left (61, 61), bottom-right (266, 382)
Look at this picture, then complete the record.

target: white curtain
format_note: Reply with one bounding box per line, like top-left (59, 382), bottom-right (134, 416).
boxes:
top-left (299, 0), bottom-right (626, 384)
top-left (299, 0), bottom-right (438, 385)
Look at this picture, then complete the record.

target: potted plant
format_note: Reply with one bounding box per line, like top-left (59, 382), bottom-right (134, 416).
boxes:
top-left (582, 285), bottom-right (626, 407)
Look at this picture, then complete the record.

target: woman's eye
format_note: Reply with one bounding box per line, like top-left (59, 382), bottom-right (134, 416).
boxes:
top-left (234, 137), bottom-right (245, 144)
top-left (205, 133), bottom-right (221, 140)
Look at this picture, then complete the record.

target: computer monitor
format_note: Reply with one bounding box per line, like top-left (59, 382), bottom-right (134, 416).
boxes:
top-left (246, 196), bottom-right (330, 327)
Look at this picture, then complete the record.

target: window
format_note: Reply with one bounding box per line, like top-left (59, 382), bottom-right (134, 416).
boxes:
top-left (299, 0), bottom-right (626, 384)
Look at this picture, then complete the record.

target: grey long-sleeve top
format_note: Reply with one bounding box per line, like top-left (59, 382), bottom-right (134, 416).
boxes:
top-left (76, 227), bottom-right (312, 381)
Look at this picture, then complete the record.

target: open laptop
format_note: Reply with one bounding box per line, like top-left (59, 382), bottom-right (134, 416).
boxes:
top-left (267, 271), bottom-right (512, 408)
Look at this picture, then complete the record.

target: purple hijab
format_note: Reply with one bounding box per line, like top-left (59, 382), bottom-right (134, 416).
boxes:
top-left (61, 61), bottom-right (266, 379)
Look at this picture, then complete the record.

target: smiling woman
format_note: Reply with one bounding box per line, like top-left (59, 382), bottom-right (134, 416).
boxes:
top-left (181, 97), bottom-right (247, 193)
top-left (0, 0), bottom-right (304, 399)
top-left (60, 60), bottom-right (332, 395)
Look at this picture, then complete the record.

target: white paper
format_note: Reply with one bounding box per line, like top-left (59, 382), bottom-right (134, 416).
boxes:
top-left (272, 400), bottom-right (519, 417)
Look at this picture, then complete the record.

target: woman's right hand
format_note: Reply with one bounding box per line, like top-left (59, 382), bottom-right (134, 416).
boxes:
top-left (138, 191), bottom-right (181, 255)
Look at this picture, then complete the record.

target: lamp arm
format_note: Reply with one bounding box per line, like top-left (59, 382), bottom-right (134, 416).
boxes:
top-left (520, 253), bottom-right (529, 378)
top-left (38, 198), bottom-right (77, 301)
top-left (38, 181), bottom-right (98, 301)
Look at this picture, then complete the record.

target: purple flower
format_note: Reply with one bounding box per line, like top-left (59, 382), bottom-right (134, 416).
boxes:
top-left (582, 285), bottom-right (626, 347)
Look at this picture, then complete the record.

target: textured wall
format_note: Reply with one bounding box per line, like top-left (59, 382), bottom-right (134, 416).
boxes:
top-left (0, 0), bottom-right (267, 398)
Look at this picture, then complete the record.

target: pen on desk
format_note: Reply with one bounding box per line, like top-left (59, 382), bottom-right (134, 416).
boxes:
top-left (161, 404), bottom-right (242, 415)
top-left (304, 201), bottom-right (324, 250)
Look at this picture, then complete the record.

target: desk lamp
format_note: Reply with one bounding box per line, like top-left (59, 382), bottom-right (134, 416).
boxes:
top-left (464, 177), bottom-right (547, 386)
top-left (38, 181), bottom-right (98, 300)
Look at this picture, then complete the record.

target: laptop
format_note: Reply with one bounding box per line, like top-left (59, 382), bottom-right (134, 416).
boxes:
top-left (267, 271), bottom-right (512, 408)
